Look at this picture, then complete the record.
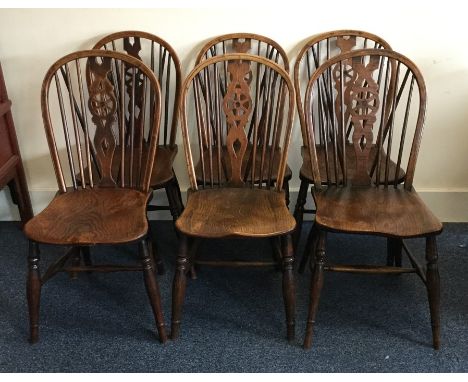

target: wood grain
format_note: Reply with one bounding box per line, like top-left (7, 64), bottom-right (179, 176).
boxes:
top-left (313, 186), bottom-right (442, 238)
top-left (24, 188), bottom-right (150, 245)
top-left (176, 188), bottom-right (296, 238)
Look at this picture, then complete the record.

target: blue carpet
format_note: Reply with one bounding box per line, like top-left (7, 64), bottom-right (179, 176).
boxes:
top-left (0, 221), bottom-right (467, 372)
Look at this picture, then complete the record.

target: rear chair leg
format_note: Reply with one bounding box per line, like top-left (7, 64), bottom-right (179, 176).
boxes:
top-left (426, 235), bottom-right (440, 350)
top-left (292, 179), bottom-right (309, 251)
top-left (387, 237), bottom-right (403, 267)
top-left (27, 240), bottom-right (41, 343)
top-left (140, 239), bottom-right (167, 343)
top-left (281, 235), bottom-right (295, 343)
top-left (304, 230), bottom-right (327, 349)
top-left (298, 222), bottom-right (318, 274)
top-left (147, 221), bottom-right (164, 275)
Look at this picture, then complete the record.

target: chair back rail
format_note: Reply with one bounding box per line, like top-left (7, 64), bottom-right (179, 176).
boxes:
top-left (195, 32), bottom-right (289, 71)
top-left (93, 31), bottom-right (181, 148)
top-left (304, 49), bottom-right (426, 190)
top-left (41, 50), bottom-right (162, 193)
top-left (294, 30), bottom-right (392, 145)
top-left (180, 54), bottom-right (295, 191)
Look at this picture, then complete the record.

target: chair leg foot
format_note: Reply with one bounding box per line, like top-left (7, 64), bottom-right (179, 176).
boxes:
top-left (140, 239), bottom-right (167, 343)
top-left (426, 235), bottom-right (440, 350)
top-left (281, 235), bottom-right (295, 343)
top-left (171, 235), bottom-right (189, 340)
top-left (303, 230), bottom-right (326, 349)
top-left (27, 241), bottom-right (41, 344)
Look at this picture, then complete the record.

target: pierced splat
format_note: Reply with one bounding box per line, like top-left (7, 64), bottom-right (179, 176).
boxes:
top-left (223, 60), bottom-right (252, 187)
top-left (87, 56), bottom-right (118, 187)
top-left (346, 55), bottom-right (380, 185)
top-left (232, 38), bottom-right (251, 53)
top-left (336, 35), bottom-right (357, 53)
top-left (123, 37), bottom-right (143, 60)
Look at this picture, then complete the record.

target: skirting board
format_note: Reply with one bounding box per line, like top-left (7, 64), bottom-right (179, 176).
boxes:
top-left (1, 188), bottom-right (467, 222)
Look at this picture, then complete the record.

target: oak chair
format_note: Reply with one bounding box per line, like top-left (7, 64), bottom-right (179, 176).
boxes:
top-left (24, 50), bottom-right (167, 343)
top-left (301, 49), bottom-right (442, 349)
top-left (194, 33), bottom-right (292, 205)
top-left (292, 30), bottom-right (402, 263)
top-left (93, 31), bottom-right (183, 232)
top-left (171, 54), bottom-right (297, 342)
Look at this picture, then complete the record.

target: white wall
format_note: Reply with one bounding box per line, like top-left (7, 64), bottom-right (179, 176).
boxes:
top-left (1, 5), bottom-right (467, 221)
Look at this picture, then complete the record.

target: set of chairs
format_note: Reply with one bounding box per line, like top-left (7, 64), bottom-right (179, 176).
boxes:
top-left (23, 30), bottom-right (442, 350)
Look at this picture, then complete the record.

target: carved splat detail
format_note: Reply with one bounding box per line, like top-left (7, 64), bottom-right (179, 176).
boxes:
top-left (337, 55), bottom-right (380, 185)
top-left (223, 60), bottom-right (252, 187)
top-left (88, 56), bottom-right (117, 187)
top-left (232, 38), bottom-right (251, 53)
top-left (332, 36), bottom-right (358, 136)
top-left (123, 36), bottom-right (142, 60)
top-left (120, 36), bottom-right (145, 147)
top-left (336, 35), bottom-right (357, 53)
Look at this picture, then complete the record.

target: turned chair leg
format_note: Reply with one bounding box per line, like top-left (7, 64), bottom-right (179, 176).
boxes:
top-left (147, 221), bottom-right (165, 275)
top-left (292, 179), bottom-right (309, 251)
top-left (298, 222), bottom-right (318, 274)
top-left (304, 230), bottom-right (327, 349)
top-left (171, 235), bottom-right (189, 339)
top-left (139, 239), bottom-right (167, 343)
top-left (426, 235), bottom-right (440, 350)
top-left (166, 173), bottom-right (184, 227)
top-left (283, 179), bottom-right (290, 208)
top-left (187, 238), bottom-right (200, 280)
top-left (27, 240), bottom-right (41, 344)
top-left (387, 238), bottom-right (403, 267)
top-left (269, 237), bottom-right (282, 272)
top-left (281, 234), bottom-right (296, 343)
top-left (69, 246), bottom-right (81, 280)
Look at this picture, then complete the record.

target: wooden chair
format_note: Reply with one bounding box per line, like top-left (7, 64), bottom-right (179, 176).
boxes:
top-left (93, 31), bottom-right (183, 232)
top-left (0, 61), bottom-right (33, 226)
top-left (23, 50), bottom-right (167, 343)
top-left (171, 54), bottom-right (297, 342)
top-left (194, 33), bottom-right (292, 205)
top-left (292, 31), bottom-right (401, 262)
top-left (301, 49), bottom-right (442, 349)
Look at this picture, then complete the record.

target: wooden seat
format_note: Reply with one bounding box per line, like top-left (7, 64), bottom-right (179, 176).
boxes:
top-left (299, 144), bottom-right (406, 183)
top-left (292, 30), bottom-right (396, 251)
top-left (24, 188), bottom-right (149, 245)
top-left (171, 54), bottom-right (296, 343)
top-left (194, 33), bottom-right (291, 204)
top-left (313, 187), bottom-right (442, 238)
top-left (93, 31), bottom-right (184, 225)
top-left (177, 188), bottom-right (296, 238)
top-left (25, 50), bottom-right (167, 344)
top-left (301, 49), bottom-right (442, 350)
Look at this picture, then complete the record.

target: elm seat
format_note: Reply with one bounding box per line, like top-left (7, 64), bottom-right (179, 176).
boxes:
top-left (176, 188), bottom-right (296, 238)
top-left (313, 187), bottom-right (443, 238)
top-left (24, 188), bottom-right (150, 246)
